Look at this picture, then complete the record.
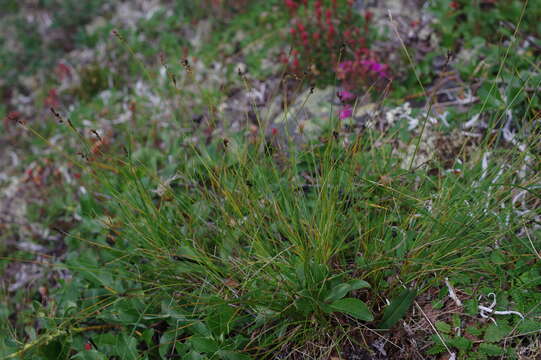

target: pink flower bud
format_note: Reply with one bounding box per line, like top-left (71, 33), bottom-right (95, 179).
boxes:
top-left (338, 90), bottom-right (355, 101)
top-left (339, 105), bottom-right (353, 120)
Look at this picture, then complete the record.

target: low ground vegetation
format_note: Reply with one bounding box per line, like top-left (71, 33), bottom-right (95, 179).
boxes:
top-left (1, 1), bottom-right (540, 359)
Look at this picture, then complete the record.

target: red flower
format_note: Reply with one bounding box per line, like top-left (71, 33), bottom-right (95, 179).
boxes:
top-left (44, 89), bottom-right (60, 108)
top-left (364, 11), bottom-right (373, 22)
top-left (6, 111), bottom-right (21, 122)
top-left (84, 343), bottom-right (92, 351)
top-left (285, 0), bottom-right (298, 12)
top-left (55, 63), bottom-right (71, 80)
top-left (450, 1), bottom-right (460, 10)
top-left (328, 24), bottom-right (335, 39)
top-left (293, 56), bottom-right (300, 69)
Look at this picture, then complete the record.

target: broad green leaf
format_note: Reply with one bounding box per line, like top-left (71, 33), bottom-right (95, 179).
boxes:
top-left (324, 283), bottom-right (351, 303)
top-left (186, 351), bottom-right (206, 360)
top-left (295, 297), bottom-right (316, 316)
top-left (72, 350), bottom-right (108, 360)
top-left (159, 330), bottom-right (177, 359)
top-left (190, 337), bottom-right (219, 354)
top-left (207, 304), bottom-right (236, 337)
top-left (39, 340), bottom-right (68, 360)
top-left (116, 334), bottom-right (138, 360)
top-left (218, 350), bottom-right (253, 360)
top-left (141, 329), bottom-right (154, 347)
top-left (324, 280), bottom-right (371, 303)
top-left (378, 289), bottom-right (416, 329)
top-left (347, 279), bottom-right (370, 291)
top-left (329, 298), bottom-right (373, 321)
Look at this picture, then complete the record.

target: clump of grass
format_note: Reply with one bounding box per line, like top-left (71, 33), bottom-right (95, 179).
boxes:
top-left (7, 81), bottom-right (539, 358)
top-left (3, 2), bottom-right (540, 358)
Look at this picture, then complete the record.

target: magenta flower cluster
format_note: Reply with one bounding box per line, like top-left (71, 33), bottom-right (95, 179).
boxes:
top-left (337, 59), bottom-right (389, 80)
top-left (337, 90), bottom-right (355, 120)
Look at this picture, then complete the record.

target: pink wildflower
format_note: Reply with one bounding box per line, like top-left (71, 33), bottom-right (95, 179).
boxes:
top-left (339, 105), bottom-right (353, 120)
top-left (338, 90), bottom-right (355, 101)
top-left (361, 59), bottom-right (389, 78)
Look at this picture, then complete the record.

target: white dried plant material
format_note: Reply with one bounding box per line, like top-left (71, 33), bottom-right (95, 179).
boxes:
top-left (462, 131), bottom-right (483, 138)
top-left (385, 102), bottom-right (411, 127)
top-left (249, 83), bottom-right (267, 103)
top-left (462, 113), bottom-right (481, 129)
top-left (58, 165), bottom-right (73, 185)
top-left (372, 338), bottom-right (388, 357)
top-left (235, 63), bottom-right (247, 76)
top-left (435, 111), bottom-right (450, 127)
top-left (135, 80), bottom-right (161, 108)
top-left (452, 88), bottom-right (477, 106)
top-left (113, 110), bottom-right (132, 125)
top-left (15, 242), bottom-right (47, 253)
top-left (189, 19), bottom-right (213, 50)
top-left (152, 173), bottom-right (181, 197)
top-left (113, 0), bottom-right (161, 29)
top-left (445, 277), bottom-right (462, 307)
top-left (159, 66), bottom-right (168, 82)
top-left (98, 90), bottom-right (113, 104)
top-left (478, 293), bottom-right (524, 324)
top-left (7, 262), bottom-right (44, 292)
top-left (476, 151), bottom-right (491, 183)
top-left (407, 117), bottom-right (419, 131)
